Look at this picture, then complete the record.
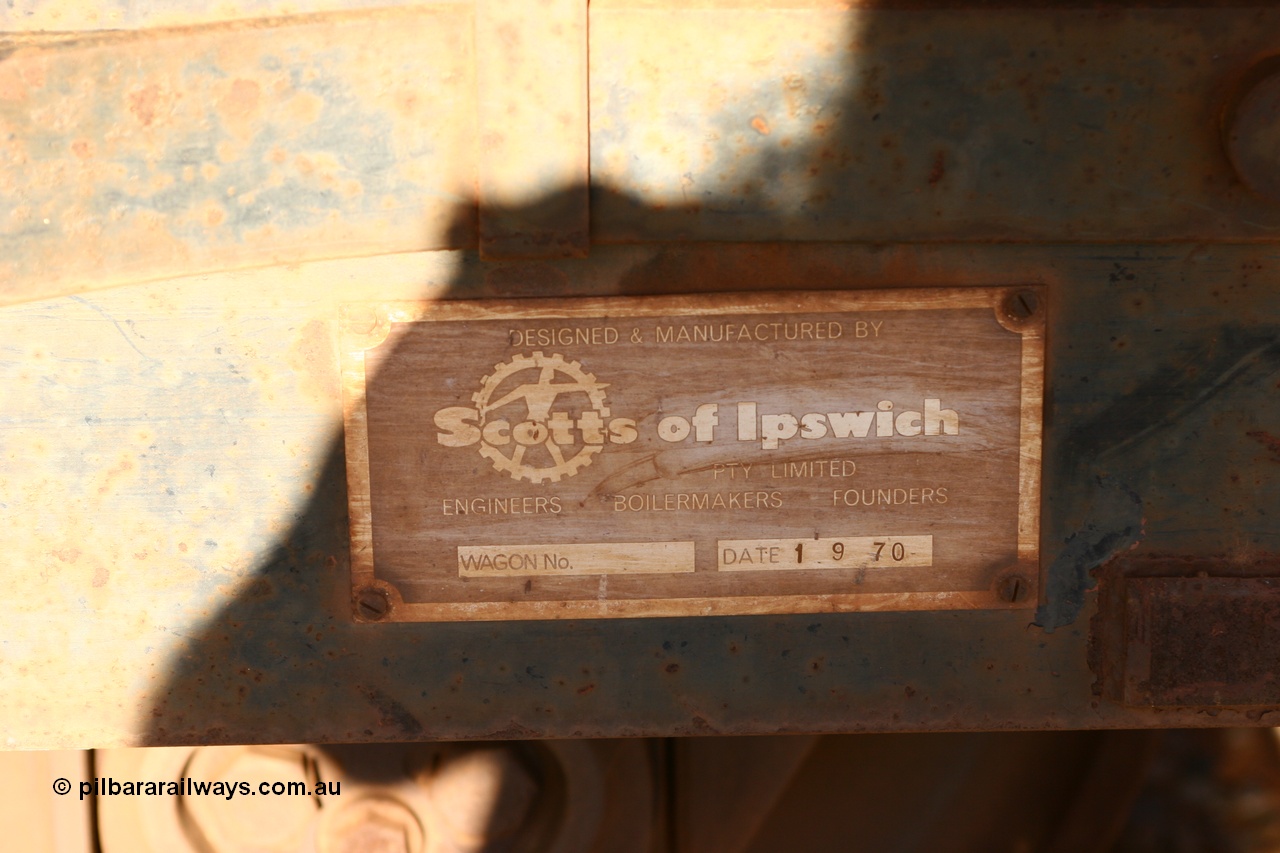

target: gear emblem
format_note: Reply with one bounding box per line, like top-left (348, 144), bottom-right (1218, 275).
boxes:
top-left (472, 352), bottom-right (611, 484)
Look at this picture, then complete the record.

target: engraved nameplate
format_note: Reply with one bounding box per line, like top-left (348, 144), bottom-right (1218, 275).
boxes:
top-left (341, 288), bottom-right (1044, 622)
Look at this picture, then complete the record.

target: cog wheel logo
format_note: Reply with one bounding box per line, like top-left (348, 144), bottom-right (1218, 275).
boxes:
top-left (473, 352), bottom-right (611, 484)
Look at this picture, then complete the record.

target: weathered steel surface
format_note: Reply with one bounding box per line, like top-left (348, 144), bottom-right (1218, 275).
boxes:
top-left (0, 6), bottom-right (476, 304)
top-left (0, 0), bottom-right (423, 32)
top-left (588, 5), bottom-right (1280, 243)
top-left (1, 1), bottom-right (1278, 749)
top-left (1123, 577), bottom-right (1280, 708)
top-left (8, 6), bottom-right (1280, 304)
top-left (476, 0), bottom-right (589, 259)
top-left (1092, 560), bottom-right (1280, 709)
top-left (0, 241), bottom-right (1275, 748)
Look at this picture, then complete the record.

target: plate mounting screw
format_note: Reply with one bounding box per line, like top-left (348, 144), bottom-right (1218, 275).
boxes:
top-left (996, 574), bottom-right (1030, 604)
top-left (1000, 289), bottom-right (1040, 326)
top-left (355, 586), bottom-right (391, 621)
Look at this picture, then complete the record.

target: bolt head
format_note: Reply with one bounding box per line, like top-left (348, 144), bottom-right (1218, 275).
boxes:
top-left (420, 746), bottom-right (540, 843)
top-left (355, 586), bottom-right (391, 621)
top-left (995, 573), bottom-right (1031, 604)
top-left (182, 745), bottom-right (321, 853)
top-left (999, 289), bottom-right (1041, 328)
top-left (321, 797), bottom-right (423, 853)
top-left (343, 306), bottom-right (381, 336)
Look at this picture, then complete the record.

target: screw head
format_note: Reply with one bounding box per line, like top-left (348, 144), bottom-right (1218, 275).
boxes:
top-left (343, 306), bottom-right (381, 336)
top-left (995, 573), bottom-right (1031, 604)
top-left (321, 797), bottom-right (423, 853)
top-left (999, 289), bottom-right (1041, 327)
top-left (418, 746), bottom-right (541, 844)
top-left (182, 746), bottom-right (322, 853)
top-left (355, 586), bottom-right (391, 621)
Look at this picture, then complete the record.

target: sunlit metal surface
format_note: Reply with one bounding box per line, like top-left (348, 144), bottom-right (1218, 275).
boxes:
top-left (0, 0), bottom-right (1277, 749)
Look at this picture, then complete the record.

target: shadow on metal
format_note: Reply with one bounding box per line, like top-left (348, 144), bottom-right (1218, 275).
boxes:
top-left (132, 0), bottom-right (1280, 756)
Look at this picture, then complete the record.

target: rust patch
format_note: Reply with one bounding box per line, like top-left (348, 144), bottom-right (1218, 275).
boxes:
top-left (927, 150), bottom-right (946, 185)
top-left (217, 78), bottom-right (264, 141)
top-left (1128, 577), bottom-right (1280, 707)
top-left (126, 84), bottom-right (162, 127)
top-left (1247, 430), bottom-right (1280, 461)
top-left (96, 455), bottom-right (136, 496)
top-left (1093, 558), bottom-right (1280, 709)
top-left (394, 90), bottom-right (421, 117)
top-left (287, 319), bottom-right (338, 403)
top-left (2, 7), bottom-right (477, 304)
top-left (0, 65), bottom-right (29, 102)
top-left (220, 78), bottom-right (262, 121)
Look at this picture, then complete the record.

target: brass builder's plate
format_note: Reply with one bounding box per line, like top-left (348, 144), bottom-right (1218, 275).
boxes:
top-left (341, 288), bottom-right (1044, 622)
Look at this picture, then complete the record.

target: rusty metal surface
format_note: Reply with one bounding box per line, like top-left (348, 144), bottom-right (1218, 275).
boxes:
top-left (0, 6), bottom-right (476, 303)
top-left (476, 0), bottom-right (589, 259)
top-left (1093, 561), bottom-right (1280, 710)
top-left (588, 5), bottom-right (1280, 244)
top-left (0, 1), bottom-right (1278, 748)
top-left (0, 0), bottom-right (441, 32)
top-left (1124, 577), bottom-right (1280, 708)
top-left (0, 240), bottom-right (1276, 748)
top-left (8, 6), bottom-right (1280, 304)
